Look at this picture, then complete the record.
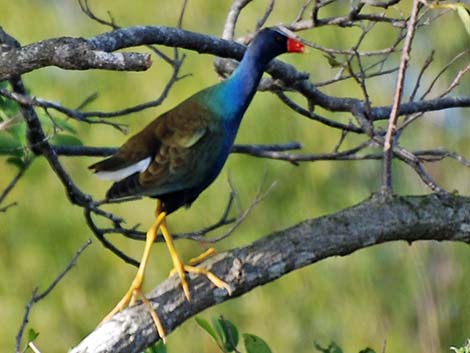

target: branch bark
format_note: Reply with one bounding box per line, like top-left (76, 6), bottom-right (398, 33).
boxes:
top-left (70, 194), bottom-right (470, 353)
top-left (0, 35), bottom-right (151, 80)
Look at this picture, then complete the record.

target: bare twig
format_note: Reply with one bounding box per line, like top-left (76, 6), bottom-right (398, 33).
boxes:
top-left (409, 50), bottom-right (434, 102)
top-left (414, 149), bottom-right (470, 167)
top-left (0, 159), bottom-right (32, 208)
top-left (177, 0), bottom-right (189, 29)
top-left (223, 0), bottom-right (253, 40)
top-left (0, 201), bottom-right (17, 213)
top-left (345, 25), bottom-right (375, 112)
top-left (439, 62), bottom-right (470, 98)
top-left (293, 1), bottom-right (406, 30)
top-left (292, 0), bottom-right (314, 23)
top-left (398, 51), bottom-right (469, 132)
top-left (84, 208), bottom-right (139, 267)
top-left (255, 0), bottom-right (275, 31)
top-left (79, 0), bottom-right (175, 65)
top-left (0, 88), bottom-right (127, 132)
top-left (194, 175), bottom-right (277, 243)
top-left (78, 0), bottom-right (118, 28)
top-left (176, 190), bottom-right (237, 241)
top-left (51, 142), bottom-right (302, 158)
top-left (382, 0), bottom-right (421, 194)
top-left (362, 0), bottom-right (400, 8)
top-left (16, 239), bottom-right (92, 353)
top-left (419, 49), bottom-right (469, 101)
top-left (274, 90), bottom-right (363, 133)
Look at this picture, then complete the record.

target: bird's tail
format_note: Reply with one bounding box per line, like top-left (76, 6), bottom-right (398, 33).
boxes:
top-left (105, 173), bottom-right (144, 200)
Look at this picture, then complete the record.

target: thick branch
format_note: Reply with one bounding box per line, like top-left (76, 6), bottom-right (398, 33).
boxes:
top-left (0, 35), bottom-right (151, 80)
top-left (70, 194), bottom-right (470, 353)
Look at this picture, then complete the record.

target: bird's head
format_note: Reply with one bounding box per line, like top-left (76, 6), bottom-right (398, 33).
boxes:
top-left (250, 27), bottom-right (305, 58)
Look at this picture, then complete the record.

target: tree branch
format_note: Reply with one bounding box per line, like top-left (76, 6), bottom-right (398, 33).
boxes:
top-left (0, 33), bottom-right (151, 80)
top-left (1, 25), bottom-right (469, 125)
top-left (70, 194), bottom-right (470, 353)
top-left (51, 142), bottom-right (302, 157)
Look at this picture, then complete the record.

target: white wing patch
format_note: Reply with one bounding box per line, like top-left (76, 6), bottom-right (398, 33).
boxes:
top-left (94, 157), bottom-right (151, 181)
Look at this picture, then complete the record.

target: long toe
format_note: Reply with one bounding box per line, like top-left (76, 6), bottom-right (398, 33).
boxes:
top-left (184, 265), bottom-right (232, 295)
top-left (100, 288), bottom-right (136, 324)
top-left (138, 290), bottom-right (167, 343)
top-left (179, 269), bottom-right (191, 301)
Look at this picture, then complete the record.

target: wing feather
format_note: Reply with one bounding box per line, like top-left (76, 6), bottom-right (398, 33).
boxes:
top-left (90, 97), bottom-right (223, 200)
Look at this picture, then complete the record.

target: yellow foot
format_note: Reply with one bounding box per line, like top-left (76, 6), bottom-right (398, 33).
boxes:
top-left (100, 286), bottom-right (137, 324)
top-left (168, 248), bottom-right (232, 299)
top-left (187, 248), bottom-right (217, 265)
top-left (168, 247), bottom-right (216, 277)
top-left (100, 207), bottom-right (168, 341)
top-left (184, 264), bottom-right (233, 295)
top-left (100, 287), bottom-right (167, 343)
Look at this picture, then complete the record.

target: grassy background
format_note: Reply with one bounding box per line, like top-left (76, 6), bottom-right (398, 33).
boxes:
top-left (1, 1), bottom-right (470, 352)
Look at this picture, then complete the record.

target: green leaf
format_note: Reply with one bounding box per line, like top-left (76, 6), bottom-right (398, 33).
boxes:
top-left (50, 134), bottom-right (82, 146)
top-left (219, 317), bottom-right (239, 352)
top-left (27, 328), bottom-right (39, 343)
top-left (0, 93), bottom-right (20, 116)
top-left (429, 3), bottom-right (470, 38)
top-left (6, 156), bottom-right (26, 169)
top-left (0, 133), bottom-right (23, 156)
top-left (142, 340), bottom-right (166, 353)
top-left (450, 339), bottom-right (470, 353)
top-left (314, 341), bottom-right (344, 353)
top-left (243, 334), bottom-right (272, 353)
top-left (359, 348), bottom-right (376, 353)
top-left (3, 119), bottom-right (27, 144)
top-left (212, 317), bottom-right (227, 347)
top-left (54, 118), bottom-right (77, 134)
top-left (195, 316), bottom-right (220, 344)
top-left (322, 54), bottom-right (343, 68)
top-left (456, 5), bottom-right (470, 37)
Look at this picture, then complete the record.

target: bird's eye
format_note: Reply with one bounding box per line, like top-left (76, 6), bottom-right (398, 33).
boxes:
top-left (275, 35), bottom-right (283, 42)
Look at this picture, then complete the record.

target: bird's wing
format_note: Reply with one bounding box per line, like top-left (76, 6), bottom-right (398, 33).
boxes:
top-left (90, 98), bottom-right (220, 199)
top-left (138, 100), bottom-right (214, 191)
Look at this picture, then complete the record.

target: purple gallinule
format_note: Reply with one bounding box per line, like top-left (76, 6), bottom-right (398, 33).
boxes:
top-left (90, 27), bottom-right (304, 339)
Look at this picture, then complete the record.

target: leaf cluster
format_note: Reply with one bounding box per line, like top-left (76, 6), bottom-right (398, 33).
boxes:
top-left (196, 316), bottom-right (272, 353)
top-left (0, 82), bottom-right (83, 170)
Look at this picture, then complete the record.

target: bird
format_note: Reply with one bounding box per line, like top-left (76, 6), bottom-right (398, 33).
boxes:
top-left (89, 26), bottom-right (304, 340)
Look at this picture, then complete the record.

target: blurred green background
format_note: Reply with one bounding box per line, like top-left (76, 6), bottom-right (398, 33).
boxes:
top-left (1, 1), bottom-right (470, 352)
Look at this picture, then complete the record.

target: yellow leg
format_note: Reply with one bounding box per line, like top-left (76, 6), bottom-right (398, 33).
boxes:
top-left (101, 201), bottom-right (167, 341)
top-left (159, 220), bottom-right (233, 299)
top-left (160, 218), bottom-right (191, 300)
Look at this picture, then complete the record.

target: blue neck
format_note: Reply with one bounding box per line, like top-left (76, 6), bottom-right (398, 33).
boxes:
top-left (217, 47), bottom-right (274, 124)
